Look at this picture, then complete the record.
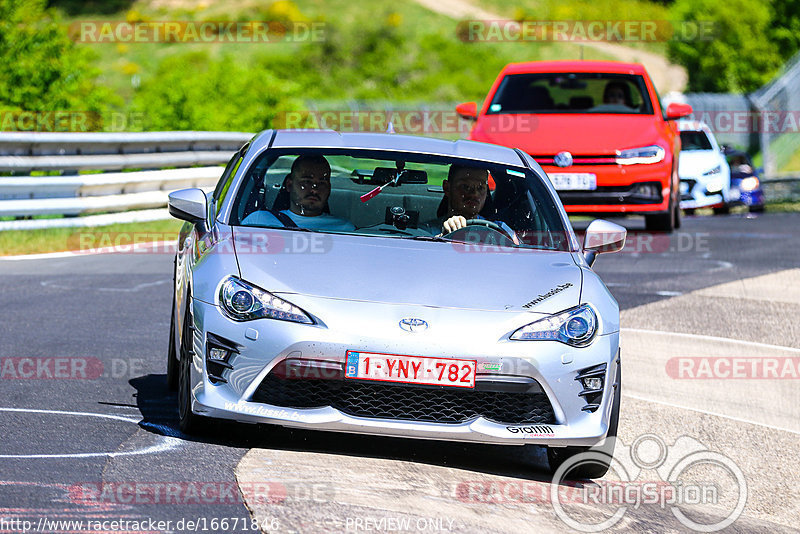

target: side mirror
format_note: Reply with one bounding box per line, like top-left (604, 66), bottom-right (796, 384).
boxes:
top-left (583, 219), bottom-right (626, 266)
top-left (456, 102), bottom-right (478, 120)
top-left (665, 102), bottom-right (693, 120)
top-left (168, 188), bottom-right (207, 224)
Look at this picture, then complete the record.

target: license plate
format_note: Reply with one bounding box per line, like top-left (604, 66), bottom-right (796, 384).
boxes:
top-left (550, 173), bottom-right (597, 191)
top-left (344, 351), bottom-right (476, 388)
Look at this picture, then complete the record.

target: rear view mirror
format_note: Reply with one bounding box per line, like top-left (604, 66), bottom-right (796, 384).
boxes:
top-left (455, 102), bottom-right (478, 120)
top-left (583, 219), bottom-right (626, 266)
top-left (168, 188), bottom-right (207, 224)
top-left (665, 102), bottom-right (693, 120)
top-left (372, 167), bottom-right (428, 184)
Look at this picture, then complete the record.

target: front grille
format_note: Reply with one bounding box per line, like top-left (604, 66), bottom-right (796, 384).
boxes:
top-left (252, 374), bottom-right (556, 425)
top-left (680, 179), bottom-right (697, 201)
top-left (533, 155), bottom-right (618, 166)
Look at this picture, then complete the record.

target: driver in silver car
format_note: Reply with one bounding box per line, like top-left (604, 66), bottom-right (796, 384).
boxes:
top-left (424, 164), bottom-right (517, 243)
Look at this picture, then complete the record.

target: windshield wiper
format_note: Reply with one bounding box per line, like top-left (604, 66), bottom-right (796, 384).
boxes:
top-left (408, 234), bottom-right (450, 242)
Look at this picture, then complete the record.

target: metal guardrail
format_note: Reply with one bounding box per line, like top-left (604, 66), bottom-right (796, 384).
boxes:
top-left (0, 131), bottom-right (252, 230)
top-left (1, 130), bottom-right (797, 232)
top-left (761, 175), bottom-right (800, 202)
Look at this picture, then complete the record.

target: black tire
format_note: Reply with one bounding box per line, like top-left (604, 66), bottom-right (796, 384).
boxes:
top-left (644, 197), bottom-right (676, 233)
top-left (683, 208), bottom-right (695, 216)
top-left (547, 363), bottom-right (621, 479)
top-left (166, 257), bottom-right (179, 391)
top-left (178, 294), bottom-right (205, 434)
top-left (713, 205), bottom-right (730, 215)
top-left (166, 296), bottom-right (179, 391)
top-left (673, 202), bottom-right (681, 230)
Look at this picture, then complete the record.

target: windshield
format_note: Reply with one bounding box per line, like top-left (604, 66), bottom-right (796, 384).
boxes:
top-left (680, 131), bottom-right (713, 151)
top-left (488, 73), bottom-right (653, 115)
top-left (226, 149), bottom-right (571, 251)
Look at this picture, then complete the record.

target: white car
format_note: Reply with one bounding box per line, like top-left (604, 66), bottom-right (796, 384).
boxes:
top-left (677, 121), bottom-right (732, 213)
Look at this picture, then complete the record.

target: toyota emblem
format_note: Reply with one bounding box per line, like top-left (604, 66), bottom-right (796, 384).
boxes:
top-left (399, 318), bottom-right (428, 333)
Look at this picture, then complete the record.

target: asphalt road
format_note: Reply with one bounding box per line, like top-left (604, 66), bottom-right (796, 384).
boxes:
top-left (1, 211), bottom-right (798, 533)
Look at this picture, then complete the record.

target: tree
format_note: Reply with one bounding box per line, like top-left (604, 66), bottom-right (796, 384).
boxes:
top-left (668, 0), bottom-right (783, 92)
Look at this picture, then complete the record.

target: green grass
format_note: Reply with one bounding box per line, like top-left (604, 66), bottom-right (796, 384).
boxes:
top-left (62, 0), bottom-right (617, 109)
top-left (0, 218), bottom-right (183, 256)
top-left (764, 200), bottom-right (800, 212)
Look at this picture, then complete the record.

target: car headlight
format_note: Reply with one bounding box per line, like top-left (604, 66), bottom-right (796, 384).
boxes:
top-left (703, 165), bottom-right (721, 176)
top-left (219, 276), bottom-right (313, 324)
top-left (616, 145), bottom-right (665, 165)
top-left (740, 176), bottom-right (759, 191)
top-left (510, 304), bottom-right (597, 346)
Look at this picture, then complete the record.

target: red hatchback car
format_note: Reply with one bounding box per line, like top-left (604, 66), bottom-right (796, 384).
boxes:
top-left (457, 60), bottom-right (693, 232)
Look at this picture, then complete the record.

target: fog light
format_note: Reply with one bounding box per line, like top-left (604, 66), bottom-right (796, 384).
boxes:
top-left (634, 183), bottom-right (660, 198)
top-left (582, 377), bottom-right (603, 390)
top-left (208, 347), bottom-right (229, 361)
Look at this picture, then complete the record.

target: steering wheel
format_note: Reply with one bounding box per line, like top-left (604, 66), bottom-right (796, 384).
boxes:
top-left (443, 218), bottom-right (516, 242)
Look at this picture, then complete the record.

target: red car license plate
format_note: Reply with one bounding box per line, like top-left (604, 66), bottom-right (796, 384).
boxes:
top-left (344, 351), bottom-right (476, 388)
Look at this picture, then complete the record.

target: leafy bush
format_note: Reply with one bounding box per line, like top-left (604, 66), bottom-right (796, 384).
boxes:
top-left (0, 0), bottom-right (116, 123)
top-left (131, 51), bottom-right (303, 131)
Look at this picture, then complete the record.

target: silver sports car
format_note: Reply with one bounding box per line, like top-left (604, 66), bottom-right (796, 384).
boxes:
top-left (167, 130), bottom-right (626, 478)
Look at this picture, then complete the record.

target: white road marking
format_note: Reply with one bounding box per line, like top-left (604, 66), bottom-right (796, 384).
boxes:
top-left (623, 393), bottom-right (800, 436)
top-left (0, 407), bottom-right (182, 459)
top-left (623, 327), bottom-right (800, 354)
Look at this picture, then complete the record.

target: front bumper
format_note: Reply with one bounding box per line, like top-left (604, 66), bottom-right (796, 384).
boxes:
top-left (679, 177), bottom-right (728, 209)
top-left (541, 161), bottom-right (672, 214)
top-left (187, 298), bottom-right (621, 447)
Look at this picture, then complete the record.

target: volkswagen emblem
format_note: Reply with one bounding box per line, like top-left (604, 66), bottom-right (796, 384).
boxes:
top-left (554, 151), bottom-right (573, 168)
top-left (399, 318), bottom-right (428, 333)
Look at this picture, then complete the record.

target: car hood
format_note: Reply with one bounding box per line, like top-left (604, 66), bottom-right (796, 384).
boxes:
top-left (233, 228), bottom-right (583, 314)
top-left (476, 114), bottom-right (662, 156)
top-left (678, 151), bottom-right (720, 177)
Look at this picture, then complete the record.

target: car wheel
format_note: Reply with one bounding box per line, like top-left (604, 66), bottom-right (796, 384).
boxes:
top-left (547, 363), bottom-right (621, 479)
top-left (166, 292), bottom-right (179, 391)
top-left (673, 202), bottom-right (681, 229)
top-left (644, 200), bottom-right (675, 233)
top-left (178, 294), bottom-right (205, 434)
top-left (713, 205), bottom-right (730, 215)
top-left (683, 208), bottom-right (695, 216)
